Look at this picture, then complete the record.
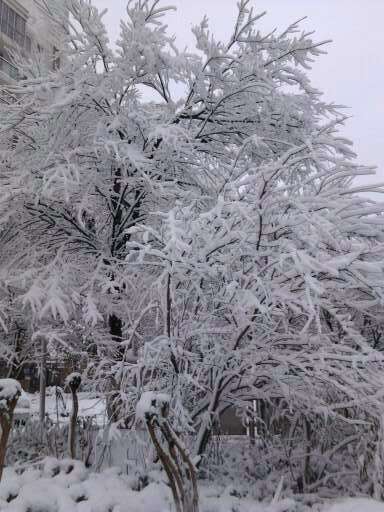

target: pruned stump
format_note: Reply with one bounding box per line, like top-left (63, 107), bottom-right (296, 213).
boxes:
top-left (0, 379), bottom-right (21, 481)
top-left (66, 373), bottom-right (81, 460)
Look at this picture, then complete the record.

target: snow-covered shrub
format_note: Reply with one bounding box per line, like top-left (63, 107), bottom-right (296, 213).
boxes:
top-left (6, 419), bottom-right (50, 466)
top-left (6, 415), bottom-right (99, 469)
top-left (137, 391), bottom-right (199, 512)
top-left (199, 412), bottom-right (376, 500)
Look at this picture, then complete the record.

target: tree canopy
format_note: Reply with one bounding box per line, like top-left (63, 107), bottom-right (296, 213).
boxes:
top-left (1, 0), bottom-right (384, 466)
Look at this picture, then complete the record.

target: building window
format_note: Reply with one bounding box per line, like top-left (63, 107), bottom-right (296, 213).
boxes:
top-left (7, 5), bottom-right (15, 40)
top-left (0, 53), bottom-right (18, 79)
top-left (0, 0), bottom-right (27, 49)
top-left (25, 34), bottom-right (31, 53)
top-left (0, 2), bottom-right (7, 36)
top-left (15, 11), bottom-right (25, 46)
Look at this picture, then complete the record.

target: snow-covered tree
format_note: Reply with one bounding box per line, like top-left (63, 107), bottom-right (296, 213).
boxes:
top-left (1, 0), bottom-right (384, 486)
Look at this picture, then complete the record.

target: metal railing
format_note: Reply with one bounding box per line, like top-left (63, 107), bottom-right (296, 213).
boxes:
top-left (0, 55), bottom-right (18, 79)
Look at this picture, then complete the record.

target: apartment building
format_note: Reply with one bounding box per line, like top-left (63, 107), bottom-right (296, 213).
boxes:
top-left (0, 0), bottom-right (62, 82)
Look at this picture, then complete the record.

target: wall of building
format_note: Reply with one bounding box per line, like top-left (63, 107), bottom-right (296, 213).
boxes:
top-left (0, 0), bottom-right (64, 82)
top-left (22, 0), bottom-right (63, 52)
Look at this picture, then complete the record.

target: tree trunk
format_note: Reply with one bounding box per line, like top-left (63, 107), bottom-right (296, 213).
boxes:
top-left (0, 384), bottom-right (20, 481)
top-left (106, 313), bottom-right (123, 422)
top-left (247, 400), bottom-right (256, 446)
top-left (69, 391), bottom-right (79, 459)
top-left (194, 379), bottom-right (222, 458)
top-left (303, 417), bottom-right (312, 488)
top-left (39, 338), bottom-right (47, 424)
top-left (67, 374), bottom-right (81, 459)
top-left (0, 406), bottom-right (16, 481)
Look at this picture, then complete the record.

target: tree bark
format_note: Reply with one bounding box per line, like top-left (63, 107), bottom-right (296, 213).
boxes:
top-left (67, 374), bottom-right (81, 459)
top-left (39, 338), bottom-right (47, 424)
top-left (0, 390), bottom-right (20, 481)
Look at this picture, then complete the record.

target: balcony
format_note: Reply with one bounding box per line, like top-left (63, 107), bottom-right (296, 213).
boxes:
top-left (0, 54), bottom-right (17, 80)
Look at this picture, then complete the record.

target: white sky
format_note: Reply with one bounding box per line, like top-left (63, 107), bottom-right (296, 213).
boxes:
top-left (93, 0), bottom-right (384, 193)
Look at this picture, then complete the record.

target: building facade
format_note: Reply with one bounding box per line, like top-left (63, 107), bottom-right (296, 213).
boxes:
top-left (0, 0), bottom-right (62, 82)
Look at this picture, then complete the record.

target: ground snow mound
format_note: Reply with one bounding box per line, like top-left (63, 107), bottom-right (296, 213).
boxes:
top-left (323, 498), bottom-right (384, 512)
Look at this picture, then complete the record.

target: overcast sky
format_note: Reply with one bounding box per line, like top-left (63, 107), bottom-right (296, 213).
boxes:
top-left (93, 0), bottom-right (384, 193)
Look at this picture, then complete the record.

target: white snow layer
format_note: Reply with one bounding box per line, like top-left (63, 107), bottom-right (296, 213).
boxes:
top-left (136, 391), bottom-right (170, 420)
top-left (1, 458), bottom-right (384, 512)
top-left (0, 379), bottom-right (21, 409)
top-left (324, 498), bottom-right (384, 511)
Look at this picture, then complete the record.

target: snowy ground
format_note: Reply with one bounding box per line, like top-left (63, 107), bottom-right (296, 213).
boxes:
top-left (9, 394), bottom-right (384, 511)
top-left (1, 458), bottom-right (384, 512)
top-left (14, 389), bottom-right (107, 426)
top-left (325, 499), bottom-right (384, 512)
